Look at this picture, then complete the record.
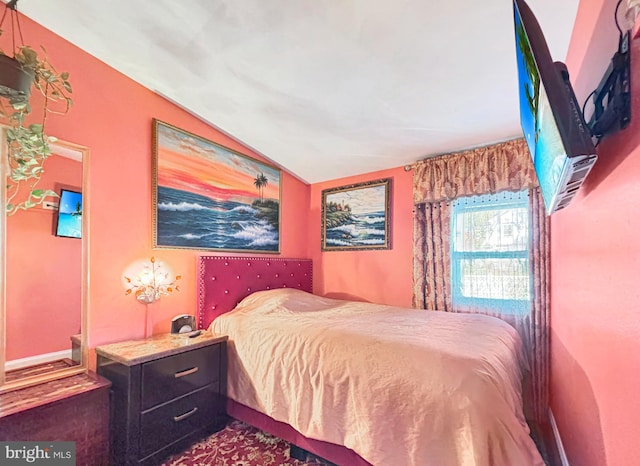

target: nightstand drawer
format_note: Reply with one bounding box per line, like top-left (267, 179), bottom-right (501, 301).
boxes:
top-left (141, 344), bottom-right (220, 409)
top-left (139, 382), bottom-right (222, 459)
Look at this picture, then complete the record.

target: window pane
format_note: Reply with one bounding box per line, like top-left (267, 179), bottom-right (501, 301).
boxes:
top-left (453, 206), bottom-right (529, 252)
top-left (451, 191), bottom-right (531, 313)
top-left (459, 258), bottom-right (530, 300)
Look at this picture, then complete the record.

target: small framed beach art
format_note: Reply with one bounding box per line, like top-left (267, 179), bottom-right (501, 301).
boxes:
top-left (321, 178), bottom-right (391, 251)
top-left (152, 119), bottom-right (281, 253)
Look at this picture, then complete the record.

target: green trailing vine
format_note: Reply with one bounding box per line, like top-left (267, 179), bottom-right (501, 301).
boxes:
top-left (0, 33), bottom-right (73, 215)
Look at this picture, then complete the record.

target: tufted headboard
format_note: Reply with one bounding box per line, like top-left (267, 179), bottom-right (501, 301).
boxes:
top-left (197, 256), bottom-right (313, 329)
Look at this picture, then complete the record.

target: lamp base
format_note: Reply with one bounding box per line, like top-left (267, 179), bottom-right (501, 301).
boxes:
top-left (144, 305), bottom-right (153, 339)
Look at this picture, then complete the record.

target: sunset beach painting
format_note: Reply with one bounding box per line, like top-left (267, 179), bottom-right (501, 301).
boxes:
top-left (153, 120), bottom-right (281, 252)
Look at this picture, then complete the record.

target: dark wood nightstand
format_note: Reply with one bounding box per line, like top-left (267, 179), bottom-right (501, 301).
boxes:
top-left (96, 332), bottom-right (228, 466)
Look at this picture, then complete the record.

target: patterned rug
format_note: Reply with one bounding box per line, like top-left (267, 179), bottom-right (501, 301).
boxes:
top-left (161, 419), bottom-right (332, 466)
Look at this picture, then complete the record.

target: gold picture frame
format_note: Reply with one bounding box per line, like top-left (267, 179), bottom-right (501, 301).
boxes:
top-left (152, 119), bottom-right (281, 253)
top-left (321, 178), bottom-right (391, 251)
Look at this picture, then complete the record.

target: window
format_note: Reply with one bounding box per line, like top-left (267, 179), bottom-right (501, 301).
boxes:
top-left (451, 191), bottom-right (531, 314)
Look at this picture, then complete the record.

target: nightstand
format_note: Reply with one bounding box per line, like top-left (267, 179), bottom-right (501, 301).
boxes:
top-left (96, 332), bottom-right (228, 466)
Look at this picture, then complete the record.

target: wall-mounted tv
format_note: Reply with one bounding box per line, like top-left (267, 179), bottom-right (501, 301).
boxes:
top-left (513, 0), bottom-right (598, 214)
top-left (55, 189), bottom-right (83, 238)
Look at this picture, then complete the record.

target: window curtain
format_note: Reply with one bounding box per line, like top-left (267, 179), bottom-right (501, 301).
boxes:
top-left (412, 138), bottom-right (549, 422)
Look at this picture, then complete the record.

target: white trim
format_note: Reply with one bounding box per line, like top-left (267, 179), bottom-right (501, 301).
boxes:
top-left (50, 141), bottom-right (84, 162)
top-left (5, 350), bottom-right (72, 371)
top-left (549, 407), bottom-right (570, 466)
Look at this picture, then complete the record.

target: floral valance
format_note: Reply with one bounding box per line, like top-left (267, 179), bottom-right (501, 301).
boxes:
top-left (412, 138), bottom-right (538, 204)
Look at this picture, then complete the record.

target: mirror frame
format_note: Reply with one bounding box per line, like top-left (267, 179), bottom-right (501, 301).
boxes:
top-left (0, 130), bottom-right (90, 392)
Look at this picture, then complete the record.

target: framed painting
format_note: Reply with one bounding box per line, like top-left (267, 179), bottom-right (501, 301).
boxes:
top-left (321, 178), bottom-right (391, 251)
top-left (152, 119), bottom-right (281, 253)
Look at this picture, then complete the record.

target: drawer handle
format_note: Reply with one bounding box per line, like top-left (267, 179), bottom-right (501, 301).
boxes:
top-left (173, 407), bottom-right (198, 422)
top-left (174, 366), bottom-right (199, 378)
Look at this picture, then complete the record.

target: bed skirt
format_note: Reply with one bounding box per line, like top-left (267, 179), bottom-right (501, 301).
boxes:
top-left (227, 398), bottom-right (371, 466)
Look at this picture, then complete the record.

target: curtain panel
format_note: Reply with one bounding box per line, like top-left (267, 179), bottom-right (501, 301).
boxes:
top-left (528, 186), bottom-right (550, 421)
top-left (412, 138), bottom-right (549, 422)
top-left (412, 202), bottom-right (452, 312)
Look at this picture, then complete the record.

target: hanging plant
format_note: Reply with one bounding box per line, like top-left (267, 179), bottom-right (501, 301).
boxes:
top-left (0, 0), bottom-right (73, 215)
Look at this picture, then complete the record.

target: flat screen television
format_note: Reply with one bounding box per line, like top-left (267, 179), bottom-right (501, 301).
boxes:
top-left (55, 189), bottom-right (83, 238)
top-left (513, 0), bottom-right (597, 214)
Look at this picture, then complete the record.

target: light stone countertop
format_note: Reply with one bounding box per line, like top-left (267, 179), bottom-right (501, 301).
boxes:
top-left (95, 331), bottom-right (228, 366)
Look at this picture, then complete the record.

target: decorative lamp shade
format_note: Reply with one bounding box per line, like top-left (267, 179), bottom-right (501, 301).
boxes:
top-left (124, 257), bottom-right (181, 304)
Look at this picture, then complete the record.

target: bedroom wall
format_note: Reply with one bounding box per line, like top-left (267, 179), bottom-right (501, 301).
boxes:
top-left (0, 14), bottom-right (311, 354)
top-left (550, 1), bottom-right (640, 465)
top-left (309, 167), bottom-right (414, 307)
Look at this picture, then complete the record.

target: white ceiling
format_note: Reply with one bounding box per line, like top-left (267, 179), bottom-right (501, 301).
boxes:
top-left (18, 0), bottom-right (580, 184)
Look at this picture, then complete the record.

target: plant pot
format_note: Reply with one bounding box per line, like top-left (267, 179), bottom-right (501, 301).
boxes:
top-left (0, 54), bottom-right (34, 101)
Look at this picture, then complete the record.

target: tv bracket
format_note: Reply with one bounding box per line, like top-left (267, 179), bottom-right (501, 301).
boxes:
top-left (587, 31), bottom-right (631, 143)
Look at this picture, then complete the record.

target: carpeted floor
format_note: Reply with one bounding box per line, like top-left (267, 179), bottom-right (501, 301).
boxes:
top-left (161, 419), bottom-right (332, 466)
top-left (161, 418), bottom-right (553, 466)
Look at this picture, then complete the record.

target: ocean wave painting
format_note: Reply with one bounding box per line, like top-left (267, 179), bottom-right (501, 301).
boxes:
top-left (321, 178), bottom-right (391, 251)
top-left (153, 120), bottom-right (280, 252)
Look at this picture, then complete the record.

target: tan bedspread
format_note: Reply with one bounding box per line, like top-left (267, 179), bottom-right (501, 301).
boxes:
top-left (211, 289), bottom-right (544, 466)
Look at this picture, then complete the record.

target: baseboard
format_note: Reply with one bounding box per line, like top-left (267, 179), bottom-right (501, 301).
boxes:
top-left (548, 408), bottom-right (570, 466)
top-left (5, 350), bottom-right (72, 371)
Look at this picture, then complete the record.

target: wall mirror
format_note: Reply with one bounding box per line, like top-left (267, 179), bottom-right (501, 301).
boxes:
top-left (0, 131), bottom-right (89, 392)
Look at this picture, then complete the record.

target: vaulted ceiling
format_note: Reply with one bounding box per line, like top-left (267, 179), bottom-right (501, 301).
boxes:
top-left (19, 0), bottom-right (579, 183)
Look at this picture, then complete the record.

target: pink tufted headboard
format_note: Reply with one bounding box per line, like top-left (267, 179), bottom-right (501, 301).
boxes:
top-left (197, 256), bottom-right (313, 329)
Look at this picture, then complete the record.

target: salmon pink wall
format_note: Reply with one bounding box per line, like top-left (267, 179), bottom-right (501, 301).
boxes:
top-left (551, 1), bottom-right (640, 465)
top-left (0, 14), bottom-right (311, 359)
top-left (6, 155), bottom-right (82, 360)
top-left (309, 167), bottom-right (414, 307)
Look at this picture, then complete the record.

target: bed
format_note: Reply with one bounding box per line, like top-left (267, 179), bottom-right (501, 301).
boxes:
top-left (197, 256), bottom-right (544, 466)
